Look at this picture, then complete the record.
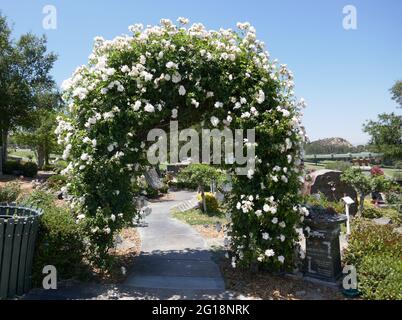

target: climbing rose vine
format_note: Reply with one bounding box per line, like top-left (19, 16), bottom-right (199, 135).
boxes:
top-left (56, 18), bottom-right (308, 270)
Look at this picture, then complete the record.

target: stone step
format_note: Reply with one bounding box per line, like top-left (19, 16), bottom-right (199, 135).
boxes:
top-left (125, 275), bottom-right (225, 290)
top-left (129, 257), bottom-right (221, 278)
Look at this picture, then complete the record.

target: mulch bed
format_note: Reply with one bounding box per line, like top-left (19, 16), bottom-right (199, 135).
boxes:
top-left (194, 224), bottom-right (225, 239)
top-left (95, 227), bottom-right (142, 283)
top-left (219, 259), bottom-right (347, 300)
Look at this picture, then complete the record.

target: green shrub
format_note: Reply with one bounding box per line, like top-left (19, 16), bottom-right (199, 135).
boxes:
top-left (0, 182), bottom-right (21, 203)
top-left (343, 218), bottom-right (402, 299)
top-left (19, 190), bottom-right (87, 286)
top-left (358, 253), bottom-right (402, 300)
top-left (53, 160), bottom-right (68, 174)
top-left (302, 192), bottom-right (344, 213)
top-left (363, 200), bottom-right (402, 224)
top-left (3, 160), bottom-right (23, 174)
top-left (20, 189), bottom-right (54, 209)
top-left (197, 192), bottom-right (219, 213)
top-left (159, 184), bottom-right (169, 194)
top-left (42, 164), bottom-right (55, 171)
top-left (324, 161), bottom-right (352, 172)
top-left (22, 162), bottom-right (38, 178)
top-left (47, 174), bottom-right (67, 190)
top-left (385, 191), bottom-right (402, 205)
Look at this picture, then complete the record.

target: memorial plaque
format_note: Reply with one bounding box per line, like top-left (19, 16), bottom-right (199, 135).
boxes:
top-left (303, 206), bottom-right (346, 282)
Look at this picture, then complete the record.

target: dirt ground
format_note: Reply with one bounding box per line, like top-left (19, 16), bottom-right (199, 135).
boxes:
top-left (0, 172), bottom-right (53, 195)
top-left (219, 260), bottom-right (347, 300)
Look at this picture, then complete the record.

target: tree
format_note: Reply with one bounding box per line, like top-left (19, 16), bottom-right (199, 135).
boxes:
top-left (341, 167), bottom-right (392, 214)
top-left (0, 14), bottom-right (57, 165)
top-left (14, 92), bottom-right (63, 169)
top-left (363, 113), bottom-right (402, 162)
top-left (390, 80), bottom-right (402, 108)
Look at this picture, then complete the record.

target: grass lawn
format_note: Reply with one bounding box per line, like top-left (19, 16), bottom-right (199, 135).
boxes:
top-left (304, 161), bottom-right (325, 171)
top-left (172, 208), bottom-right (228, 226)
top-left (8, 148), bottom-right (36, 161)
top-left (382, 167), bottom-right (402, 179)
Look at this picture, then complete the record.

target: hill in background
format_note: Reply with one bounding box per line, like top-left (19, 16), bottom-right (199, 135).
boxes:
top-left (304, 137), bottom-right (367, 155)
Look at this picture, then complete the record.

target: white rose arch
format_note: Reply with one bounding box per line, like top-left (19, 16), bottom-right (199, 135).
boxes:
top-left (57, 18), bottom-right (308, 271)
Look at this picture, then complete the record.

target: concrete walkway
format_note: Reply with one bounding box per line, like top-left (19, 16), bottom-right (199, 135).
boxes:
top-left (23, 191), bottom-right (234, 300)
top-left (123, 190), bottom-right (229, 299)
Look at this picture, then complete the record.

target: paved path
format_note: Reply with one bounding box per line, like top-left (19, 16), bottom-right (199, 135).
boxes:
top-left (23, 191), bottom-right (234, 300)
top-left (122, 190), bottom-right (229, 299)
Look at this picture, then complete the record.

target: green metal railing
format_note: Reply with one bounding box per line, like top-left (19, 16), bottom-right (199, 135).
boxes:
top-left (0, 204), bottom-right (42, 299)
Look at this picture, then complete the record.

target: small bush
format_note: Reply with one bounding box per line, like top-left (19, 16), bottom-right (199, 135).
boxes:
top-left (343, 218), bottom-right (402, 299)
top-left (20, 189), bottom-right (54, 208)
top-left (3, 160), bottom-right (23, 174)
top-left (302, 192), bottom-right (344, 213)
top-left (42, 164), bottom-right (55, 171)
top-left (0, 182), bottom-right (21, 203)
top-left (19, 190), bottom-right (87, 286)
top-left (197, 192), bottom-right (219, 213)
top-left (370, 166), bottom-right (384, 176)
top-left (22, 162), bottom-right (38, 178)
top-left (47, 174), bottom-right (67, 190)
top-left (363, 200), bottom-right (402, 224)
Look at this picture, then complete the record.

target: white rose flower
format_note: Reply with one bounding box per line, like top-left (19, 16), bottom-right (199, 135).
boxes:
top-left (256, 89), bottom-right (265, 104)
top-left (214, 101), bottom-right (223, 108)
top-left (166, 61), bottom-right (178, 69)
top-left (144, 103), bottom-right (155, 112)
top-left (191, 98), bottom-right (199, 108)
top-left (255, 210), bottom-right (262, 217)
top-left (272, 217), bottom-right (278, 224)
top-left (265, 249), bottom-right (275, 257)
top-left (178, 85), bottom-right (186, 96)
top-left (210, 116), bottom-right (219, 127)
top-left (121, 65), bottom-right (130, 73)
top-left (132, 100), bottom-right (141, 111)
top-left (172, 72), bottom-right (182, 83)
top-left (80, 153), bottom-right (90, 161)
top-left (262, 232), bottom-right (269, 240)
top-left (177, 17), bottom-right (189, 25)
top-left (278, 255), bottom-right (285, 263)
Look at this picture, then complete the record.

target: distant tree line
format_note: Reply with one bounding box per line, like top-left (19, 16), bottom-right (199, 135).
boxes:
top-left (304, 141), bottom-right (367, 155)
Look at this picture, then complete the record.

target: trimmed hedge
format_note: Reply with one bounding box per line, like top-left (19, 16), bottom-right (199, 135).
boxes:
top-left (22, 162), bottom-right (38, 178)
top-left (2, 160), bottom-right (38, 177)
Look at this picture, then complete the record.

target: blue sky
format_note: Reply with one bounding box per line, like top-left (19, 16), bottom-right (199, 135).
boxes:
top-left (1, 0), bottom-right (401, 144)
